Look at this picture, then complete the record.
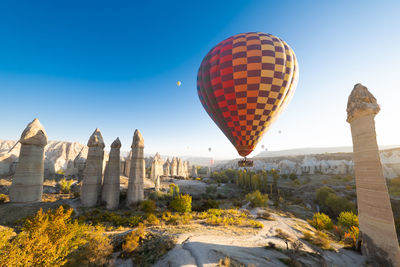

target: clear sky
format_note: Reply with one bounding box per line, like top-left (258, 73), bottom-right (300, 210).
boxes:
top-left (0, 0), bottom-right (399, 159)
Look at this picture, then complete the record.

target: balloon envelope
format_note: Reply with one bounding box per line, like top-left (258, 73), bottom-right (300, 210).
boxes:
top-left (197, 32), bottom-right (298, 157)
top-left (177, 81), bottom-right (182, 86)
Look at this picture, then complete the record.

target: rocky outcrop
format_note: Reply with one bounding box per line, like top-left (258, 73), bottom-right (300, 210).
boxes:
top-left (170, 157), bottom-right (178, 176)
top-left (177, 158), bottom-right (184, 177)
top-left (101, 138), bottom-right (121, 210)
top-left (347, 83), bottom-right (400, 266)
top-left (163, 158), bottom-right (171, 176)
top-left (9, 118), bottom-right (48, 202)
top-left (191, 165), bottom-right (198, 178)
top-left (126, 130), bottom-right (145, 206)
top-left (150, 152), bottom-right (164, 181)
top-left (0, 140), bottom-right (111, 180)
top-left (80, 129), bottom-right (105, 207)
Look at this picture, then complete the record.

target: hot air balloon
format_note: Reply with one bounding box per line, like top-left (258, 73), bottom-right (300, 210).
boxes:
top-left (197, 32), bottom-right (298, 159)
top-left (177, 81), bottom-right (182, 86)
top-left (208, 147), bottom-right (212, 152)
top-left (278, 130), bottom-right (282, 134)
top-left (261, 145), bottom-right (265, 150)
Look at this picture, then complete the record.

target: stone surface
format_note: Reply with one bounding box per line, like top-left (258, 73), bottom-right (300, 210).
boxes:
top-left (80, 128), bottom-right (105, 207)
top-left (347, 83), bottom-right (400, 266)
top-left (126, 130), bottom-right (145, 206)
top-left (177, 158), bottom-right (184, 177)
top-left (170, 157), bottom-right (178, 176)
top-left (101, 138), bottom-right (121, 210)
top-left (9, 118), bottom-right (48, 202)
top-left (150, 152), bottom-right (164, 181)
top-left (191, 165), bottom-right (198, 178)
top-left (163, 158), bottom-right (171, 176)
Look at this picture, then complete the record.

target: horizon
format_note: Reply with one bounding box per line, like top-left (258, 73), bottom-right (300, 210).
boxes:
top-left (1, 1), bottom-right (400, 159)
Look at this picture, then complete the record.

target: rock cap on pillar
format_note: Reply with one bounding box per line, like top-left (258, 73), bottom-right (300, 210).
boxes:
top-left (132, 129), bottom-right (144, 149)
top-left (19, 118), bottom-right (48, 146)
top-left (88, 128), bottom-right (105, 148)
top-left (111, 137), bottom-right (122, 148)
top-left (346, 83), bottom-right (380, 123)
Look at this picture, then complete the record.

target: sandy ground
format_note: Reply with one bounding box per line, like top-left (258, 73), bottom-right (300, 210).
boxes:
top-left (152, 209), bottom-right (366, 267)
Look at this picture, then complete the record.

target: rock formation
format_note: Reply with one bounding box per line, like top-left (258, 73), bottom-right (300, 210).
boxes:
top-left (347, 83), bottom-right (400, 266)
top-left (101, 138), bottom-right (121, 210)
top-left (163, 158), bottom-right (171, 176)
top-left (80, 129), bottom-right (105, 207)
top-left (9, 118), bottom-right (48, 202)
top-left (155, 175), bottom-right (160, 192)
top-left (126, 130), bottom-right (145, 206)
top-left (170, 157), bottom-right (178, 176)
top-left (177, 158), bottom-right (184, 177)
top-left (183, 161), bottom-right (189, 178)
top-left (151, 152), bottom-right (164, 181)
top-left (191, 165), bottom-right (198, 178)
top-left (124, 151), bottom-right (132, 177)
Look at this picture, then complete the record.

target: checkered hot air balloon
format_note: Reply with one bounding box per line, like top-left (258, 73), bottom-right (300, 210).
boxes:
top-left (197, 32), bottom-right (298, 157)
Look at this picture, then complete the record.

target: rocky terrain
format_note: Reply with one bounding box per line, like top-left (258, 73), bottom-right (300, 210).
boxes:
top-left (214, 147), bottom-right (400, 179)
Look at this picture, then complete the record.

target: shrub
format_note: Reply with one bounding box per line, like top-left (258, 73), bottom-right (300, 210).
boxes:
top-left (59, 178), bottom-right (74, 194)
top-left (275, 229), bottom-right (292, 249)
top-left (324, 193), bottom-right (356, 218)
top-left (144, 213), bottom-right (160, 226)
top-left (0, 194), bottom-right (7, 203)
top-left (308, 212), bottom-right (333, 230)
top-left (170, 194), bottom-right (192, 213)
top-left (140, 200), bottom-right (156, 214)
top-left (168, 183), bottom-right (180, 196)
top-left (122, 223), bottom-right (146, 254)
top-left (161, 211), bottom-right (192, 225)
top-left (245, 190), bottom-right (268, 208)
top-left (315, 186), bottom-right (335, 205)
top-left (192, 198), bottom-right (219, 212)
top-left (337, 211), bottom-right (358, 230)
top-left (0, 206), bottom-right (112, 266)
top-left (289, 173), bottom-right (298, 181)
top-left (344, 226), bottom-right (359, 248)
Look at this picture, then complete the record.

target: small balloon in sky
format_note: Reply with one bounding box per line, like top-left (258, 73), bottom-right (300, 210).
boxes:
top-left (261, 145), bottom-right (265, 149)
top-left (278, 130), bottom-right (282, 134)
top-left (177, 81), bottom-right (182, 86)
top-left (208, 147), bottom-right (212, 152)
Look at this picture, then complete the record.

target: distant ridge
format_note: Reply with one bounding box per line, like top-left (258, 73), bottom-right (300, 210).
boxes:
top-left (254, 145), bottom-right (400, 158)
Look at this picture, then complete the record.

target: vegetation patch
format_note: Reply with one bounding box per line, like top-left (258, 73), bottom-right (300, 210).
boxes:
top-left (0, 206), bottom-right (112, 266)
top-left (198, 209), bottom-right (263, 228)
top-left (121, 223), bottom-right (176, 267)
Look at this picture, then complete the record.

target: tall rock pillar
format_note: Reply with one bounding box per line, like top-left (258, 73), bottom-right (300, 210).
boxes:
top-left (10, 118), bottom-right (48, 202)
top-left (347, 83), bottom-right (400, 266)
top-left (102, 138), bottom-right (121, 210)
top-left (127, 129), bottom-right (145, 206)
top-left (81, 128), bottom-right (105, 207)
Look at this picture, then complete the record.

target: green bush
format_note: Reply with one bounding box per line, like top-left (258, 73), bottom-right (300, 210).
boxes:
top-left (140, 200), bottom-right (156, 214)
top-left (0, 206), bottom-right (112, 266)
top-left (316, 186), bottom-right (336, 205)
top-left (170, 194), bottom-right (192, 213)
top-left (337, 211), bottom-right (358, 229)
top-left (289, 173), bottom-right (298, 181)
top-left (316, 186), bottom-right (356, 218)
top-left (59, 178), bottom-right (74, 194)
top-left (0, 194), bottom-right (7, 203)
top-left (245, 190), bottom-right (268, 208)
top-left (168, 184), bottom-right (180, 196)
top-left (307, 212), bottom-right (333, 230)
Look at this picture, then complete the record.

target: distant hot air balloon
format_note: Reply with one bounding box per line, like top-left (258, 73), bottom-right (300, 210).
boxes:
top-left (278, 130), bottom-right (282, 134)
top-left (208, 147), bottom-right (212, 152)
top-left (261, 145), bottom-right (265, 150)
top-left (197, 32), bottom-right (298, 157)
top-left (177, 81), bottom-right (182, 86)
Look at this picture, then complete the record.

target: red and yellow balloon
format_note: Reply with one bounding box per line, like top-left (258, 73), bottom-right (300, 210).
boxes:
top-left (197, 32), bottom-right (298, 157)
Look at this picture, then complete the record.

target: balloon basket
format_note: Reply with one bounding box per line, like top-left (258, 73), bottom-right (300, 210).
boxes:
top-left (238, 158), bottom-right (253, 167)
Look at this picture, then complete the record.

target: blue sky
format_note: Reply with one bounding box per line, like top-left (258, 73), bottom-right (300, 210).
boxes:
top-left (0, 0), bottom-right (399, 159)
